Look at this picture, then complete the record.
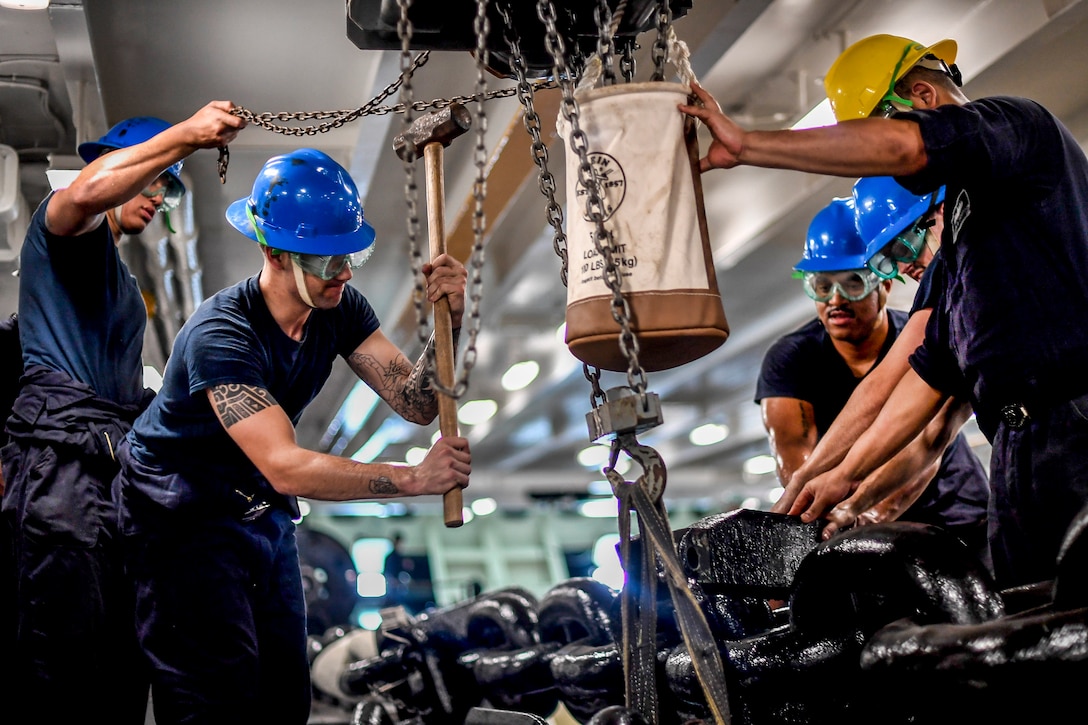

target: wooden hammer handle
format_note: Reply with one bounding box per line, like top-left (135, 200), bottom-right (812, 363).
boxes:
top-left (424, 142), bottom-right (464, 528)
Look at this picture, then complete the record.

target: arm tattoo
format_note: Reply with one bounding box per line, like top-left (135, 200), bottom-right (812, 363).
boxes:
top-left (369, 476), bottom-right (400, 495)
top-left (404, 329), bottom-right (457, 409)
top-left (211, 384), bottom-right (277, 428)
top-left (799, 401), bottom-right (813, 439)
top-left (348, 350), bottom-right (435, 420)
top-left (403, 341), bottom-right (439, 410)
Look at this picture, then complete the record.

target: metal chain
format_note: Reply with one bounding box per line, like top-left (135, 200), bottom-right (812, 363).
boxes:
top-left (650, 0), bottom-right (673, 81)
top-left (620, 38), bottom-right (636, 83)
top-left (464, 0), bottom-right (492, 392)
top-left (397, 0), bottom-right (427, 378)
top-left (216, 49), bottom-right (556, 182)
top-left (498, 1), bottom-right (569, 287)
top-left (538, 0), bottom-right (647, 396)
top-left (594, 0), bottom-right (617, 86)
top-left (412, 0), bottom-right (492, 399)
top-left (229, 51), bottom-right (431, 135)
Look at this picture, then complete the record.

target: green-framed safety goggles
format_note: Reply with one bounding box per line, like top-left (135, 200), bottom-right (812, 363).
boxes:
top-left (800, 269), bottom-right (881, 303)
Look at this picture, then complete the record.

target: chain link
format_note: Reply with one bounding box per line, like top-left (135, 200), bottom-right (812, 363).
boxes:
top-left (499, 1), bottom-right (569, 288)
top-left (650, 0), bottom-right (673, 82)
top-left (216, 48), bottom-right (556, 182)
top-left (620, 38), bottom-right (637, 83)
top-left (397, 0), bottom-right (427, 387)
top-left (411, 0), bottom-right (493, 399)
top-left (595, 0), bottom-right (617, 86)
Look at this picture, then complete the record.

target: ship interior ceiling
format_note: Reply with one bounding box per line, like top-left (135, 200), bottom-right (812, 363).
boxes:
top-left (2, 0), bottom-right (1088, 526)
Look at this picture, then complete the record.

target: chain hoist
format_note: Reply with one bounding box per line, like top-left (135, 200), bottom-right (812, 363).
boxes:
top-left (528, 3), bottom-right (732, 722)
top-left (538, 0), bottom-right (649, 406)
top-left (405, 0), bottom-right (493, 399)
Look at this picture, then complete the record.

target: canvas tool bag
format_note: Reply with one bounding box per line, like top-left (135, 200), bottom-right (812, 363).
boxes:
top-left (557, 36), bottom-right (729, 372)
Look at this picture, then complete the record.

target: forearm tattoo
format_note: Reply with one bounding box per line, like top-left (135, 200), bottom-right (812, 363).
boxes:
top-left (403, 329), bottom-right (459, 411)
top-left (799, 401), bottom-right (813, 439)
top-left (212, 384), bottom-right (277, 428)
top-left (369, 476), bottom-right (400, 495)
top-left (348, 350), bottom-right (435, 421)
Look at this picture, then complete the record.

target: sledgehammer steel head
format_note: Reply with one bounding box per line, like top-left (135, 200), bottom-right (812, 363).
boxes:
top-left (392, 103), bottom-right (472, 161)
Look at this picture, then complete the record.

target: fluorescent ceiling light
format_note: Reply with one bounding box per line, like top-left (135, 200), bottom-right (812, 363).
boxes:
top-left (501, 360), bottom-right (540, 391)
top-left (689, 423), bottom-right (729, 446)
top-left (470, 497), bottom-right (497, 516)
top-left (578, 498), bottom-right (618, 518)
top-left (0, 0), bottom-right (50, 9)
top-left (587, 479), bottom-right (613, 496)
top-left (742, 454), bottom-right (777, 476)
top-left (457, 399), bottom-right (497, 425)
top-left (405, 446), bottom-right (428, 466)
top-left (577, 444), bottom-right (611, 468)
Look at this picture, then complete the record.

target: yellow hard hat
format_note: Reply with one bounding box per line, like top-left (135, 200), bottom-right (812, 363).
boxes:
top-left (824, 34), bottom-right (958, 121)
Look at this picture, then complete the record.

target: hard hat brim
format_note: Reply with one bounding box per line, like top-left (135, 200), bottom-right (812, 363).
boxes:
top-left (225, 197), bottom-right (377, 256)
top-left (906, 39), bottom-right (958, 80)
top-left (76, 141), bottom-right (188, 198)
top-left (863, 186), bottom-right (946, 257)
top-left (793, 255), bottom-right (871, 273)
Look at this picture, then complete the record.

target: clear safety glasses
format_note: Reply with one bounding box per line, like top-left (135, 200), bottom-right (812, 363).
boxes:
top-left (872, 42), bottom-right (917, 119)
top-left (289, 249), bottom-right (373, 281)
top-left (801, 269), bottom-right (880, 303)
top-left (139, 173), bottom-right (184, 212)
top-left (866, 217), bottom-right (936, 279)
top-left (245, 204), bottom-right (374, 279)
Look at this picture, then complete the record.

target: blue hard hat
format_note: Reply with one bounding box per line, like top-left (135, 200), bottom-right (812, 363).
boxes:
top-left (77, 117), bottom-right (186, 199)
top-left (225, 148), bottom-right (377, 256)
top-left (795, 197), bottom-right (868, 272)
top-left (853, 176), bottom-right (945, 260)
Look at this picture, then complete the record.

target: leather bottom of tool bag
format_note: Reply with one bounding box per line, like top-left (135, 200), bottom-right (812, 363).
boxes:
top-left (566, 289), bottom-right (729, 372)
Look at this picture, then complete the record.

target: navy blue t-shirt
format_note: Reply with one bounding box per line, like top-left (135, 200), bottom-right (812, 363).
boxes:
top-left (909, 251), bottom-right (943, 315)
top-left (125, 275), bottom-right (380, 510)
top-left (18, 194), bottom-right (147, 405)
top-left (900, 97), bottom-right (1088, 424)
top-left (756, 307), bottom-right (988, 528)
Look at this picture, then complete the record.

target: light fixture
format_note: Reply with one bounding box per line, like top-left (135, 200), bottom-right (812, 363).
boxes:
top-left (470, 497), bottom-right (497, 516)
top-left (1, 0), bottom-right (50, 9)
top-left (577, 444), bottom-right (611, 468)
top-left (501, 360), bottom-right (540, 391)
top-left (457, 399), bottom-right (497, 425)
top-left (577, 498), bottom-right (618, 518)
top-left (689, 422), bottom-right (729, 446)
top-left (742, 454), bottom-right (777, 476)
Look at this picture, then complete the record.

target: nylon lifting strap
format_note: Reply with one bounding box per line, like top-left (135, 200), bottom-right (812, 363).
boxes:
top-left (609, 434), bottom-right (733, 724)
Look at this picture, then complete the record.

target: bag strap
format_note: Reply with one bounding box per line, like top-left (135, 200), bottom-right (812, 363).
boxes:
top-left (576, 25), bottom-right (696, 92)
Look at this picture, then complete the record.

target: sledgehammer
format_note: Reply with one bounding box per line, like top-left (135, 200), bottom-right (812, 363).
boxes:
top-left (393, 103), bottom-right (472, 528)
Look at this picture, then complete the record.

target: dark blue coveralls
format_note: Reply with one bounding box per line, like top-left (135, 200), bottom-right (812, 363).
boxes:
top-left (901, 96), bottom-right (1088, 589)
top-left (114, 274), bottom-right (379, 725)
top-left (1, 196), bottom-right (153, 723)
